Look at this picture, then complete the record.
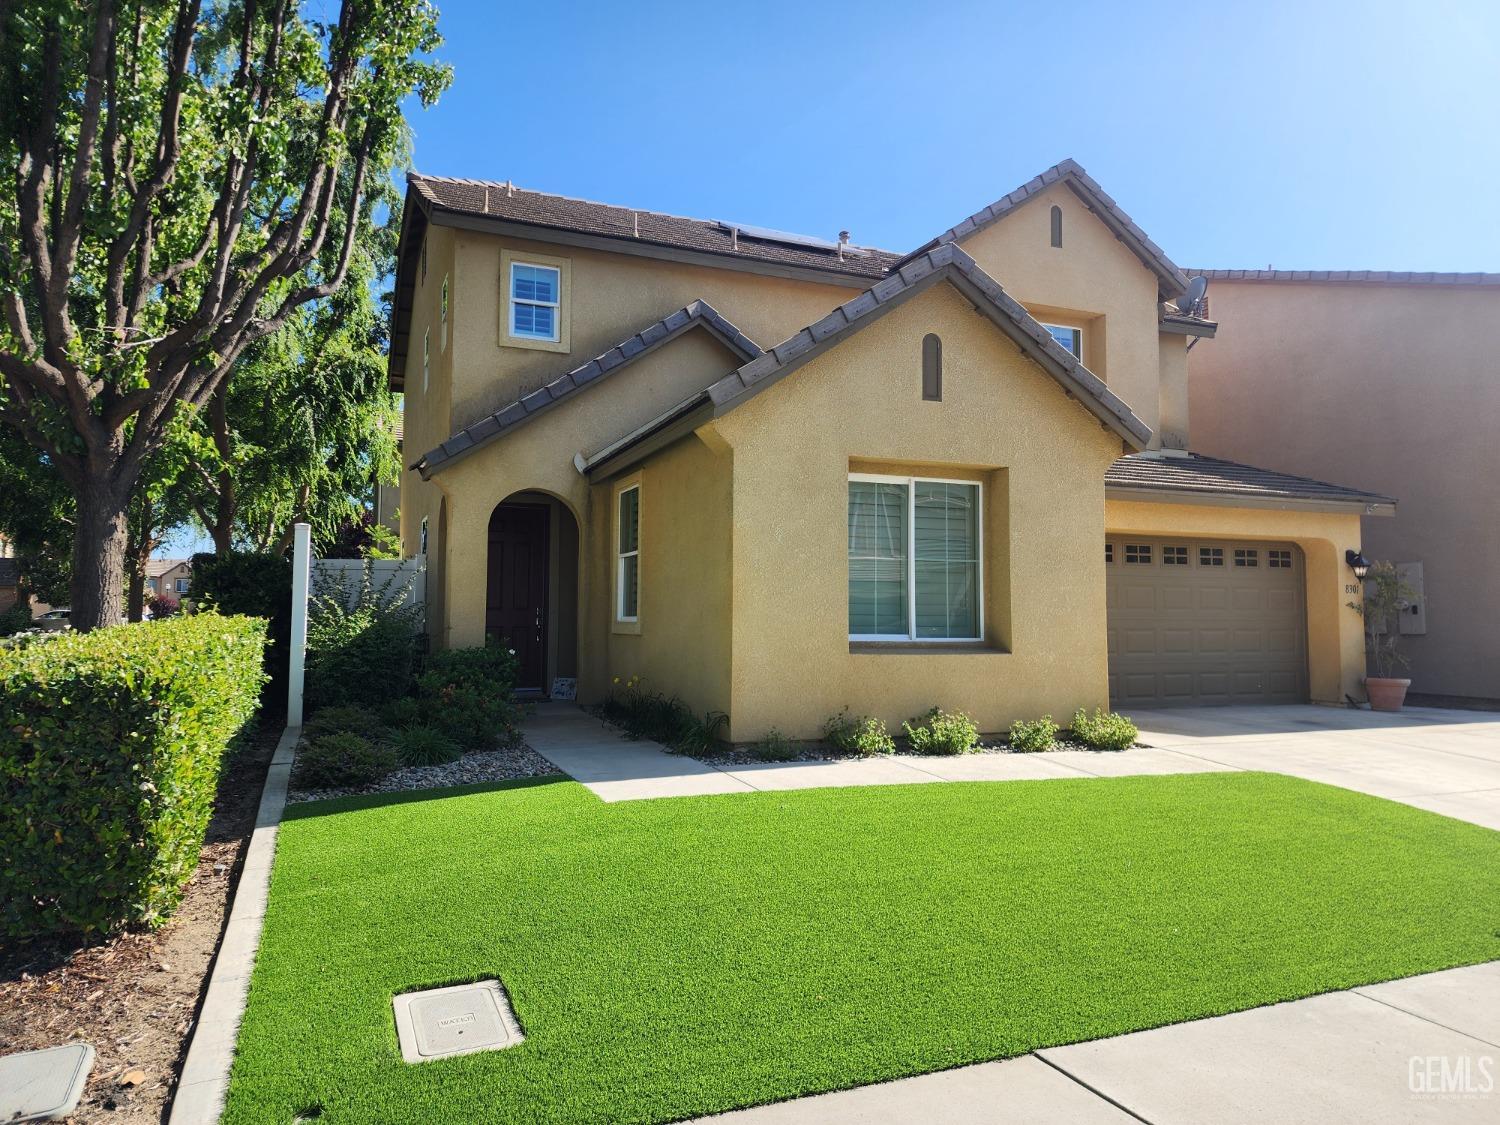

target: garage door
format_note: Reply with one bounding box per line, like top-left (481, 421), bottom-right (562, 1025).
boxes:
top-left (1106, 537), bottom-right (1307, 707)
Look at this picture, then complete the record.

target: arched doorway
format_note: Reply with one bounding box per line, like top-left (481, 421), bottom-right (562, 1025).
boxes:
top-left (486, 492), bottom-right (579, 694)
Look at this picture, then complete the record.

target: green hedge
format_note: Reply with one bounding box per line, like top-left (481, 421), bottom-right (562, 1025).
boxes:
top-left (0, 614), bottom-right (267, 939)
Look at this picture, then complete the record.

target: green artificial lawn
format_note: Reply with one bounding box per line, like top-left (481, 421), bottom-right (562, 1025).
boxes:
top-left (224, 773), bottom-right (1500, 1124)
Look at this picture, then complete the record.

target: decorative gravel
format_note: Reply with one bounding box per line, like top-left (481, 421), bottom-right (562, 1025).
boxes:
top-left (287, 742), bottom-right (562, 804)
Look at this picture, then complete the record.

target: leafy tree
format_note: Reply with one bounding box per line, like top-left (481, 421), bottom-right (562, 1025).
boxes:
top-left (0, 0), bottom-right (448, 629)
top-left (0, 424), bottom-right (73, 605)
top-left (178, 204), bottom-right (401, 555)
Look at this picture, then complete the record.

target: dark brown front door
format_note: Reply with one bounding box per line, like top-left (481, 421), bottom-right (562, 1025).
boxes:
top-left (486, 503), bottom-right (549, 690)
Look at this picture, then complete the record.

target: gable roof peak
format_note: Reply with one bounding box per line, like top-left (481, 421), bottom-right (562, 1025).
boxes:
top-left (902, 158), bottom-right (1189, 300)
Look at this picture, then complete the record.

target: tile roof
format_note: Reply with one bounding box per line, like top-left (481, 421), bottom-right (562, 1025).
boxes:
top-left (899, 159), bottom-right (1190, 299)
top-left (697, 242), bottom-right (1152, 448)
top-left (1106, 453), bottom-right (1395, 509)
top-left (407, 174), bottom-right (900, 282)
top-left (415, 299), bottom-right (760, 478)
top-left (1191, 269), bottom-right (1500, 288)
top-left (0, 559), bottom-right (17, 586)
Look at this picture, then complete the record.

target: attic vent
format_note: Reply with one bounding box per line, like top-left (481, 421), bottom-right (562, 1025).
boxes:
top-left (922, 334), bottom-right (943, 401)
top-left (1050, 205), bottom-right (1063, 248)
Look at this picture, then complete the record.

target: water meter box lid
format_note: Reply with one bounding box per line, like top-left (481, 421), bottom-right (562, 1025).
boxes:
top-left (392, 980), bottom-right (524, 1063)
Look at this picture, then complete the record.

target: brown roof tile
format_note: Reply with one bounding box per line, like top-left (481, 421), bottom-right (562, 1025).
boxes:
top-left (1106, 453), bottom-right (1394, 508)
top-left (408, 174), bottom-right (899, 282)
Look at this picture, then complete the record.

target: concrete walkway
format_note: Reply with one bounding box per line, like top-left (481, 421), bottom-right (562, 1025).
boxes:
top-left (697, 962), bottom-right (1500, 1124)
top-left (524, 702), bottom-right (1500, 831)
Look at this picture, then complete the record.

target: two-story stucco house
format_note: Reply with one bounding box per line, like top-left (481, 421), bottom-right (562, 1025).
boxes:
top-left (390, 159), bottom-right (1393, 740)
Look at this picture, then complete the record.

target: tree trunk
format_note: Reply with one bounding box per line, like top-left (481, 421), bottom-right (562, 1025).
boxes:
top-left (125, 493), bottom-right (154, 623)
top-left (70, 479), bottom-right (131, 631)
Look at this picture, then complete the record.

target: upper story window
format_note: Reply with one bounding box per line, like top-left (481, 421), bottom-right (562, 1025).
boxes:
top-left (848, 475), bottom-right (982, 642)
top-left (510, 263), bottom-right (560, 341)
top-left (422, 328), bottom-right (430, 392)
top-left (1042, 323), bottom-right (1082, 360)
top-left (501, 249), bottom-right (571, 353)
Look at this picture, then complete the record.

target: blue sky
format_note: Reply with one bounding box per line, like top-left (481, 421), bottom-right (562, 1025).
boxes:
top-left (405, 0), bottom-right (1500, 271)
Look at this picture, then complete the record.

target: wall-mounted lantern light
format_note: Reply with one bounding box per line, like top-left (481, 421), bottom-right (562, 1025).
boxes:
top-left (1345, 549), bottom-right (1371, 580)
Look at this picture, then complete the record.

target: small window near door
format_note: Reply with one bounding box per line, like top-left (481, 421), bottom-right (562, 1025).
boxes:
top-left (1269, 549), bottom-right (1293, 568)
top-left (1199, 546), bottom-right (1224, 566)
top-left (1163, 545), bottom-right (1189, 565)
top-left (1105, 543), bottom-right (1113, 564)
top-left (1042, 323), bottom-right (1083, 360)
top-left (1234, 548), bottom-right (1259, 567)
top-left (616, 485), bottom-right (640, 622)
top-left (1125, 544), bottom-right (1152, 564)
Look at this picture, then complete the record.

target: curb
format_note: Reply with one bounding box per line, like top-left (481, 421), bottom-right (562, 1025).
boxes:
top-left (169, 725), bottom-right (298, 1124)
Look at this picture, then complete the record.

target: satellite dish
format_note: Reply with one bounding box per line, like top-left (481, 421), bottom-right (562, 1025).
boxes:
top-left (1179, 275), bottom-right (1208, 316)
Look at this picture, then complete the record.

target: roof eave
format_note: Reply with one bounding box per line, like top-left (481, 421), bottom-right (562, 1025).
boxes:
top-left (1105, 484), bottom-right (1397, 516)
top-left (1159, 315), bottom-right (1218, 338)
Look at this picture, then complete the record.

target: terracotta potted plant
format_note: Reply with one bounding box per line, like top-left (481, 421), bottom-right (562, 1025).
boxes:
top-left (1348, 561), bottom-right (1415, 711)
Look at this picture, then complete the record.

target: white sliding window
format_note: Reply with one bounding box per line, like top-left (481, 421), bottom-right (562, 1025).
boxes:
top-left (848, 475), bottom-right (981, 641)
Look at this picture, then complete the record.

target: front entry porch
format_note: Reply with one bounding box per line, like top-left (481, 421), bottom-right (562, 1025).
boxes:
top-left (485, 491), bottom-right (580, 695)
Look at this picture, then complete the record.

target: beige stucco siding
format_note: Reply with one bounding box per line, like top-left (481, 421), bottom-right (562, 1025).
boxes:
top-left (399, 224), bottom-right (456, 587)
top-left (444, 229), bottom-right (863, 427)
top-left (954, 183), bottom-right (1165, 437)
top-left (1189, 281), bottom-right (1500, 700)
top-left (1105, 497), bottom-right (1367, 704)
top-left (708, 281), bottom-right (1126, 740)
top-left (588, 435), bottom-right (735, 720)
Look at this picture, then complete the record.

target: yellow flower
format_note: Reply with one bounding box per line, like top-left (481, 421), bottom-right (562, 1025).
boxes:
top-left (613, 676), bottom-right (620, 684)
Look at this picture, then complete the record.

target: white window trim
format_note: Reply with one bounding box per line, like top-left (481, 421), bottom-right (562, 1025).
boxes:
top-left (422, 327), bottom-right (430, 392)
top-left (1041, 321), bottom-right (1084, 363)
top-left (440, 274), bottom-right (449, 351)
top-left (508, 261), bottom-right (561, 343)
top-left (176, 578), bottom-right (190, 594)
top-left (848, 472), bottom-right (984, 643)
top-left (615, 482), bottom-right (641, 626)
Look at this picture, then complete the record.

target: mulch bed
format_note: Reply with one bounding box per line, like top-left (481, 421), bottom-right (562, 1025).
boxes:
top-left (0, 724), bottom-right (279, 1124)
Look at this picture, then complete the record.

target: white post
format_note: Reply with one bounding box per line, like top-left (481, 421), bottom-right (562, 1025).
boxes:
top-left (287, 522), bottom-right (312, 728)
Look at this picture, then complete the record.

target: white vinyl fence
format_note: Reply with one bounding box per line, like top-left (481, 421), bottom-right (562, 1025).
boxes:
top-left (286, 523), bottom-right (427, 726)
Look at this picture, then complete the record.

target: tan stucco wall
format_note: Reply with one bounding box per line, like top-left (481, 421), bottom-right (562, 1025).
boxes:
top-left (428, 325), bottom-right (744, 658)
top-left (1105, 497), bottom-right (1368, 704)
top-left (1188, 281), bottom-right (1500, 701)
top-left (706, 281), bottom-right (1127, 741)
top-left (587, 435), bottom-right (735, 719)
top-left (954, 183), bottom-right (1166, 437)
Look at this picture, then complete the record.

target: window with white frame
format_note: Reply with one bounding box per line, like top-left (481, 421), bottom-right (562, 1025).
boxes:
top-left (1042, 322), bottom-right (1082, 359)
top-left (848, 475), bottom-right (981, 641)
top-left (440, 275), bottom-right (449, 350)
top-left (176, 578), bottom-right (189, 594)
top-left (509, 262), bottom-right (561, 342)
top-left (616, 484), bottom-right (640, 622)
top-left (422, 328), bottom-right (430, 392)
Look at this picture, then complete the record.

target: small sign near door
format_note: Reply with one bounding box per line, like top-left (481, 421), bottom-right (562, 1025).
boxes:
top-left (550, 677), bottom-right (577, 700)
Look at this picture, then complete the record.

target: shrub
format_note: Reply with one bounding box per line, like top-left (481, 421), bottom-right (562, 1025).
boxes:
top-left (380, 696), bottom-right (428, 730)
top-left (305, 563), bottom-right (423, 713)
top-left (823, 708), bottom-right (895, 756)
top-left (392, 726), bottom-right (462, 768)
top-left (1008, 715), bottom-right (1059, 753)
top-left (597, 676), bottom-right (726, 753)
top-left (303, 705), bottom-right (388, 742)
top-left (752, 729), bottom-right (798, 762)
top-left (0, 601), bottom-right (32, 637)
top-left (903, 708), bottom-right (981, 755)
top-left (1070, 708), bottom-right (1139, 751)
top-left (146, 593), bottom-right (180, 619)
top-left (290, 732), bottom-right (397, 790)
top-left (415, 641), bottom-right (522, 750)
top-left (0, 614), bottom-right (266, 939)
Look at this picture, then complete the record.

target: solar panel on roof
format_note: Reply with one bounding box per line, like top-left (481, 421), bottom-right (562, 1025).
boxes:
top-left (717, 221), bottom-right (840, 252)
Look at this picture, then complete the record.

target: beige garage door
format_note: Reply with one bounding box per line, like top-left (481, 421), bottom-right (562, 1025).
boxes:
top-left (1106, 537), bottom-right (1308, 707)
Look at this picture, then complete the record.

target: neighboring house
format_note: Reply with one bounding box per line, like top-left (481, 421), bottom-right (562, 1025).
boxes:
top-left (1187, 270), bottom-right (1500, 706)
top-left (391, 160), bottom-right (1391, 739)
top-left (145, 558), bottom-right (193, 598)
top-left (0, 558), bottom-right (18, 614)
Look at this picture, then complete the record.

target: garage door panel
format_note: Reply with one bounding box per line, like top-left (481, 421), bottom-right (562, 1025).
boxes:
top-left (1107, 537), bottom-right (1307, 707)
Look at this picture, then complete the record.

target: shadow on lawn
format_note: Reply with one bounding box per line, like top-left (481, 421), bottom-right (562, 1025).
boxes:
top-left (280, 773), bottom-right (571, 823)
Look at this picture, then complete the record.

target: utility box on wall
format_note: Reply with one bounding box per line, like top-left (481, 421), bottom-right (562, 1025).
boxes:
top-left (1397, 562), bottom-right (1426, 636)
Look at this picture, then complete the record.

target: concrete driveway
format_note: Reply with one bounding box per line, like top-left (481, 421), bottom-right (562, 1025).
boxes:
top-left (1134, 704), bottom-right (1500, 830)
